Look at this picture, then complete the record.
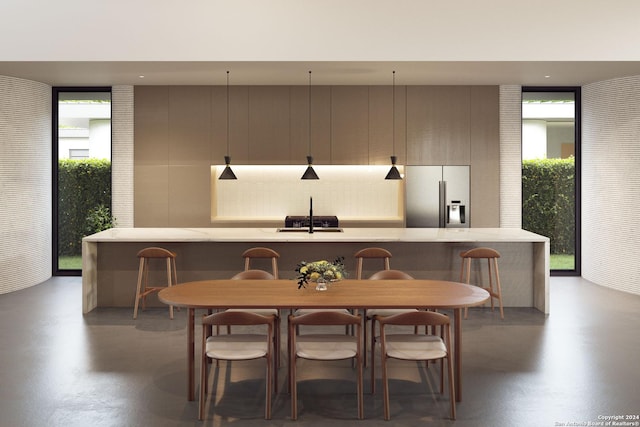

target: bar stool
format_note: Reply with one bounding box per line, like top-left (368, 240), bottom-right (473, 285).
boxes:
top-left (133, 247), bottom-right (177, 319)
top-left (243, 247), bottom-right (280, 279)
top-left (459, 247), bottom-right (504, 319)
top-left (354, 247), bottom-right (392, 279)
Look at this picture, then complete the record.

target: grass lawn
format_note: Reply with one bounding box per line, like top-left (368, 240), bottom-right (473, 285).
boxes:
top-left (550, 254), bottom-right (575, 270)
top-left (59, 255), bottom-right (82, 270)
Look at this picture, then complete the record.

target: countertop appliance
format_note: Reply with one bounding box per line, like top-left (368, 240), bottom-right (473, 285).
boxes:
top-left (284, 215), bottom-right (339, 228)
top-left (405, 165), bottom-right (470, 228)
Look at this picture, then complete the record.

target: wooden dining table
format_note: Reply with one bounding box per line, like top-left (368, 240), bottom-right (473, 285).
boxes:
top-left (158, 278), bottom-right (489, 402)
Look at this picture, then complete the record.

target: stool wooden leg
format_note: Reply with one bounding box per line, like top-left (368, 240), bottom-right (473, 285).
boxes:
top-left (133, 258), bottom-right (145, 319)
top-left (463, 259), bottom-right (471, 319)
top-left (142, 262), bottom-right (149, 311)
top-left (487, 259), bottom-right (495, 312)
top-left (166, 258), bottom-right (174, 319)
top-left (493, 258), bottom-right (504, 319)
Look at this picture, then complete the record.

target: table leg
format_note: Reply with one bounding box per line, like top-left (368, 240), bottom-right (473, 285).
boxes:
top-left (187, 307), bottom-right (195, 401)
top-left (453, 308), bottom-right (462, 402)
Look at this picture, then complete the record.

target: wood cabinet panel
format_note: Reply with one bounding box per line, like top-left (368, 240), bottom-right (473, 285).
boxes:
top-left (331, 86), bottom-right (369, 164)
top-left (368, 85), bottom-right (392, 165)
top-left (210, 86), bottom-right (227, 166)
top-left (310, 86), bottom-right (332, 164)
top-left (134, 86), bottom-right (169, 165)
top-left (368, 85), bottom-right (407, 165)
top-left (248, 86), bottom-right (290, 164)
top-left (406, 86), bottom-right (470, 165)
top-left (133, 84), bottom-right (500, 227)
top-left (469, 86), bottom-right (500, 227)
top-left (134, 164), bottom-right (169, 226)
top-left (168, 165), bottom-right (211, 227)
top-left (228, 86), bottom-right (249, 164)
top-left (289, 86), bottom-right (308, 163)
top-left (168, 86), bottom-right (211, 165)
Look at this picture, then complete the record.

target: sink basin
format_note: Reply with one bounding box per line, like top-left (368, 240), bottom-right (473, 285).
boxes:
top-left (277, 228), bottom-right (343, 233)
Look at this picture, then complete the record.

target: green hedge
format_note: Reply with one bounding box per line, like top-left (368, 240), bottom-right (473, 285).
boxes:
top-left (522, 157), bottom-right (575, 254)
top-left (58, 159), bottom-right (112, 256)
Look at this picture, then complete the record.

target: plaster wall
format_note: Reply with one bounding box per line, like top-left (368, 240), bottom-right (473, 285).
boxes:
top-left (582, 76), bottom-right (640, 295)
top-left (0, 76), bottom-right (51, 293)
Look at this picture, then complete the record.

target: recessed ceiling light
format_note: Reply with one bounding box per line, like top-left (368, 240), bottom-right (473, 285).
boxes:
top-left (544, 75), bottom-right (551, 79)
top-left (139, 75), bottom-right (145, 79)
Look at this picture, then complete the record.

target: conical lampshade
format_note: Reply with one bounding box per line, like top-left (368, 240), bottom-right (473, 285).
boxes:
top-left (219, 155), bottom-right (237, 180)
top-left (301, 156), bottom-right (319, 180)
top-left (385, 156), bottom-right (402, 180)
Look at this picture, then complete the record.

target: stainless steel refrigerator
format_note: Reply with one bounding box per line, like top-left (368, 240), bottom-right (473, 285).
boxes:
top-left (405, 165), bottom-right (470, 228)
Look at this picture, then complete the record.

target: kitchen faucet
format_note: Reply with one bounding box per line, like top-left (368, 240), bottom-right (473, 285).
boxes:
top-left (309, 197), bottom-right (314, 234)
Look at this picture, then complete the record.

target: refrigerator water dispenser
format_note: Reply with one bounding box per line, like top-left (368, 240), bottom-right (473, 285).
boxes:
top-left (447, 202), bottom-right (466, 225)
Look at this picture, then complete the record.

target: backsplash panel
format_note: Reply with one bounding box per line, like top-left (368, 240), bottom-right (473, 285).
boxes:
top-left (212, 165), bottom-right (404, 225)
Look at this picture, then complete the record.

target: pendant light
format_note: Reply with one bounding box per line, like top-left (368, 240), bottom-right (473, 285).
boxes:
top-left (219, 70), bottom-right (237, 180)
top-left (301, 70), bottom-right (319, 180)
top-left (385, 70), bottom-right (402, 180)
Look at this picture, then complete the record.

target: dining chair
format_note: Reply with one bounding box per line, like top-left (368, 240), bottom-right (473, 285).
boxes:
top-left (288, 311), bottom-right (364, 420)
top-left (226, 269), bottom-right (281, 366)
top-left (459, 247), bottom-right (504, 319)
top-left (372, 311), bottom-right (455, 420)
top-left (354, 247), bottom-right (392, 279)
top-left (133, 246), bottom-right (177, 319)
top-left (243, 247), bottom-right (280, 278)
top-left (199, 311), bottom-right (276, 420)
top-left (365, 269), bottom-right (419, 366)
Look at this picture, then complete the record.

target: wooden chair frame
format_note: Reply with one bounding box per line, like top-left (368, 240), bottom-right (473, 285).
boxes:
top-left (199, 311), bottom-right (276, 420)
top-left (354, 247), bottom-right (392, 280)
top-left (364, 269), bottom-right (417, 366)
top-left (288, 311), bottom-right (364, 420)
top-left (374, 311), bottom-right (455, 421)
top-left (226, 269), bottom-right (281, 367)
top-left (243, 247), bottom-right (280, 279)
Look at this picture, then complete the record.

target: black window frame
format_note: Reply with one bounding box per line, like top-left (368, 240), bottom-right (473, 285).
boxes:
top-left (52, 86), bottom-right (112, 276)
top-left (522, 86), bottom-right (581, 277)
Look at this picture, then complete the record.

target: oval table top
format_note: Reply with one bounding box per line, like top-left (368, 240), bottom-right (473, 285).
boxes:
top-left (158, 278), bottom-right (490, 310)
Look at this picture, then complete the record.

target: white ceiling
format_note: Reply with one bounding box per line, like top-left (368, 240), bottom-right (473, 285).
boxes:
top-left (3, 61), bottom-right (640, 86)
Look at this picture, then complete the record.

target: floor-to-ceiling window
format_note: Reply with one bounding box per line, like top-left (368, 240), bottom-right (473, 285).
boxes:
top-left (53, 88), bottom-right (112, 275)
top-left (522, 87), bottom-right (581, 275)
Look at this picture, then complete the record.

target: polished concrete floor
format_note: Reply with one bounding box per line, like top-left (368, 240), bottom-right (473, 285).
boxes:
top-left (0, 276), bottom-right (638, 427)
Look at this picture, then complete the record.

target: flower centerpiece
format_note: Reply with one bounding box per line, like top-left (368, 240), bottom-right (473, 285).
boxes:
top-left (295, 256), bottom-right (347, 289)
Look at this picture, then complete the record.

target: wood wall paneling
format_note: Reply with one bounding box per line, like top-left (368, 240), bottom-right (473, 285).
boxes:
top-left (168, 165), bottom-right (212, 227)
top-left (441, 86), bottom-right (471, 165)
top-left (133, 84), bottom-right (500, 227)
top-left (469, 86), bottom-right (500, 227)
top-left (210, 86), bottom-right (227, 166)
top-left (368, 85), bottom-right (392, 165)
top-left (134, 165), bottom-right (169, 226)
top-left (395, 85), bottom-right (407, 166)
top-left (168, 86), bottom-right (211, 165)
top-left (134, 87), bottom-right (169, 226)
top-left (368, 85), bottom-right (407, 166)
top-left (331, 86), bottom-right (369, 164)
top-left (134, 86), bottom-right (169, 165)
top-left (406, 86), bottom-right (470, 165)
top-left (229, 86), bottom-right (250, 163)
top-left (289, 86), bottom-right (309, 163)
top-left (248, 86), bottom-right (290, 164)
top-left (310, 86), bottom-right (332, 164)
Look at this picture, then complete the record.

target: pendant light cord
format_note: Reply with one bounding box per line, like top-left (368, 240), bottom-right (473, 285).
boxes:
top-left (392, 70), bottom-right (395, 157)
top-left (308, 70), bottom-right (312, 157)
top-left (226, 70), bottom-right (230, 157)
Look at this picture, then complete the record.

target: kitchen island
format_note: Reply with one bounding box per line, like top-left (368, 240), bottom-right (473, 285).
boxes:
top-left (82, 227), bottom-right (549, 314)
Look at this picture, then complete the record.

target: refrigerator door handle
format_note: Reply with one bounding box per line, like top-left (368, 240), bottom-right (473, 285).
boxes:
top-left (439, 180), bottom-right (446, 228)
